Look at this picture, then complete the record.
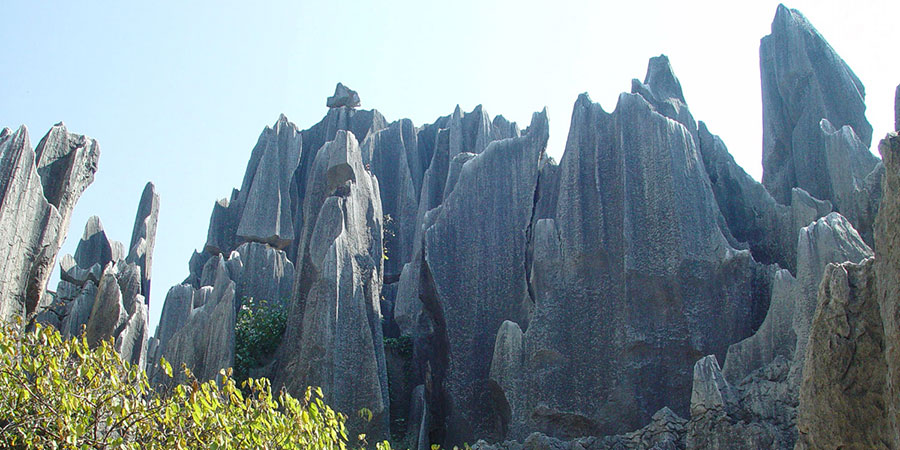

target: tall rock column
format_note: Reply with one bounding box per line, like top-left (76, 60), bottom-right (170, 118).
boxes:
top-left (275, 130), bottom-right (389, 440)
top-left (0, 123), bottom-right (99, 321)
top-left (410, 110), bottom-right (547, 443)
top-left (760, 5), bottom-right (879, 234)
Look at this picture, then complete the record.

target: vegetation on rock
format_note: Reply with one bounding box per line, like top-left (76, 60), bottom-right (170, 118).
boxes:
top-left (234, 297), bottom-right (286, 383)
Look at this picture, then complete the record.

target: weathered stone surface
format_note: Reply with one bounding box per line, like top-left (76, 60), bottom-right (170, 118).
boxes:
top-left (723, 213), bottom-right (872, 386)
top-left (760, 5), bottom-right (874, 206)
top-left (819, 119), bottom-right (881, 243)
top-left (699, 213), bottom-right (874, 448)
top-left (229, 242), bottom-right (294, 305)
top-left (361, 120), bottom-right (419, 278)
top-left (205, 116), bottom-right (303, 255)
top-left (394, 105), bottom-right (521, 341)
top-left (84, 264), bottom-right (128, 346)
top-left (795, 258), bottom-right (889, 449)
top-left (493, 88), bottom-right (770, 441)
top-left (236, 115), bottom-right (302, 248)
top-left (153, 284), bottom-right (194, 355)
top-left (45, 184), bottom-right (157, 370)
top-left (291, 102), bottom-right (387, 261)
top-left (126, 182), bottom-right (159, 301)
top-left (472, 407), bottom-right (687, 450)
top-left (895, 84), bottom-right (899, 132)
top-left (699, 122), bottom-right (832, 273)
top-left (686, 356), bottom-right (780, 449)
top-left (877, 131), bottom-right (900, 447)
top-left (0, 123), bottom-right (98, 321)
top-left (160, 255), bottom-right (236, 383)
top-left (74, 216), bottom-right (114, 269)
top-left (275, 130), bottom-right (388, 439)
top-left (421, 109), bottom-right (547, 442)
top-left (327, 82), bottom-right (361, 109)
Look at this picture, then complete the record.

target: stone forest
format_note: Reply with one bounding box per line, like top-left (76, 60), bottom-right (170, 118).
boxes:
top-left (1, 4), bottom-right (899, 449)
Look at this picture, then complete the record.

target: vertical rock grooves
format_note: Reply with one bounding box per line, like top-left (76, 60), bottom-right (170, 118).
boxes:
top-left (417, 252), bottom-right (451, 448)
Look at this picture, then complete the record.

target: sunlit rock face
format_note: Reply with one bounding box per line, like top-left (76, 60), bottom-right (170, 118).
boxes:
top-left (0, 123), bottom-right (99, 321)
top-left (42, 183), bottom-right (160, 369)
top-left (489, 82), bottom-right (772, 440)
top-left (273, 130), bottom-right (389, 440)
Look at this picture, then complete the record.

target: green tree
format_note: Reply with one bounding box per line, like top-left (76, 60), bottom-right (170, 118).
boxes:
top-left (0, 319), bottom-right (395, 449)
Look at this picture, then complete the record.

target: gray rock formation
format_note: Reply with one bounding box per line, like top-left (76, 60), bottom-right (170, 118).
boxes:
top-left (158, 255), bottom-right (236, 383)
top-left (491, 84), bottom-right (771, 441)
top-left (699, 122), bottom-right (832, 273)
top-left (327, 82), bottom-right (361, 109)
top-left (150, 241), bottom-right (293, 380)
top-left (126, 182), bottom-right (159, 301)
top-left (792, 130), bottom-right (900, 448)
top-left (42, 181), bottom-right (160, 368)
top-left (723, 213), bottom-right (872, 386)
top-left (360, 119), bottom-right (418, 279)
top-left (819, 119), bottom-right (881, 243)
top-left (274, 130), bottom-right (389, 439)
top-left (0, 123), bottom-right (99, 321)
top-left (874, 130), bottom-right (900, 448)
top-left (760, 5), bottom-right (876, 210)
top-left (393, 105), bottom-right (518, 338)
top-left (896, 84), bottom-right (899, 132)
top-left (471, 407), bottom-right (687, 450)
top-left (693, 213), bottom-right (874, 448)
top-left (416, 109), bottom-right (546, 442)
top-left (686, 355), bottom-right (781, 449)
top-left (205, 115), bottom-right (302, 255)
top-left (795, 258), bottom-right (888, 449)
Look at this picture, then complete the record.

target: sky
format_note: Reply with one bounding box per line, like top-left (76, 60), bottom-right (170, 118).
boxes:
top-left (1, 0), bottom-right (897, 333)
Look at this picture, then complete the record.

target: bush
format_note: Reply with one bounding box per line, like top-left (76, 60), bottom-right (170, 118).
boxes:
top-left (234, 297), bottom-right (287, 383)
top-left (0, 319), bottom-right (393, 449)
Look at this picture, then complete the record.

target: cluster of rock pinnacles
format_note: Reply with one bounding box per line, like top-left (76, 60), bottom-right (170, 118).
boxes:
top-left (1, 5), bottom-right (899, 449)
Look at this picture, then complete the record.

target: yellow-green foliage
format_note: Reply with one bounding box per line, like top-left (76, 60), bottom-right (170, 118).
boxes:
top-left (0, 320), bottom-right (393, 449)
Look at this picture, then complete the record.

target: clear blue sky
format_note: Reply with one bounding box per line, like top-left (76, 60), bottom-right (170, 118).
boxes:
top-left (1, 0), bottom-right (897, 333)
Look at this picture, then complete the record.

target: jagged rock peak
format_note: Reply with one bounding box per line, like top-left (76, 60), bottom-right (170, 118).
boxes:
top-left (643, 54), bottom-right (685, 104)
top-left (0, 123), bottom-right (99, 320)
top-left (126, 182), bottom-right (160, 301)
top-left (327, 82), bottom-right (361, 109)
top-left (760, 3), bottom-right (873, 205)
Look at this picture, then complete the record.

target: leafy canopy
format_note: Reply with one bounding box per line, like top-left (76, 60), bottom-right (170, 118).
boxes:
top-left (0, 319), bottom-right (394, 449)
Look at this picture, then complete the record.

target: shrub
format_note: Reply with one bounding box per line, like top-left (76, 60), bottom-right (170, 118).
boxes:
top-left (234, 297), bottom-right (287, 383)
top-left (0, 319), bottom-right (393, 449)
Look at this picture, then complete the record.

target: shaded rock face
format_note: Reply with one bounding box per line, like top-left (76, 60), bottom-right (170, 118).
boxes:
top-left (492, 85), bottom-right (771, 440)
top-left (690, 213), bottom-right (874, 448)
top-left (0, 123), bottom-right (99, 321)
top-left (699, 122), bottom-right (832, 273)
top-left (760, 5), bottom-right (878, 215)
top-left (393, 106), bottom-right (520, 339)
top-left (157, 255), bottom-right (236, 383)
top-left (327, 82), bottom-right (361, 109)
top-left (417, 110), bottom-right (547, 442)
top-left (875, 131), bottom-right (900, 447)
top-left (42, 184), bottom-right (159, 367)
top-left (274, 130), bottom-right (389, 439)
top-left (360, 119), bottom-right (418, 281)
